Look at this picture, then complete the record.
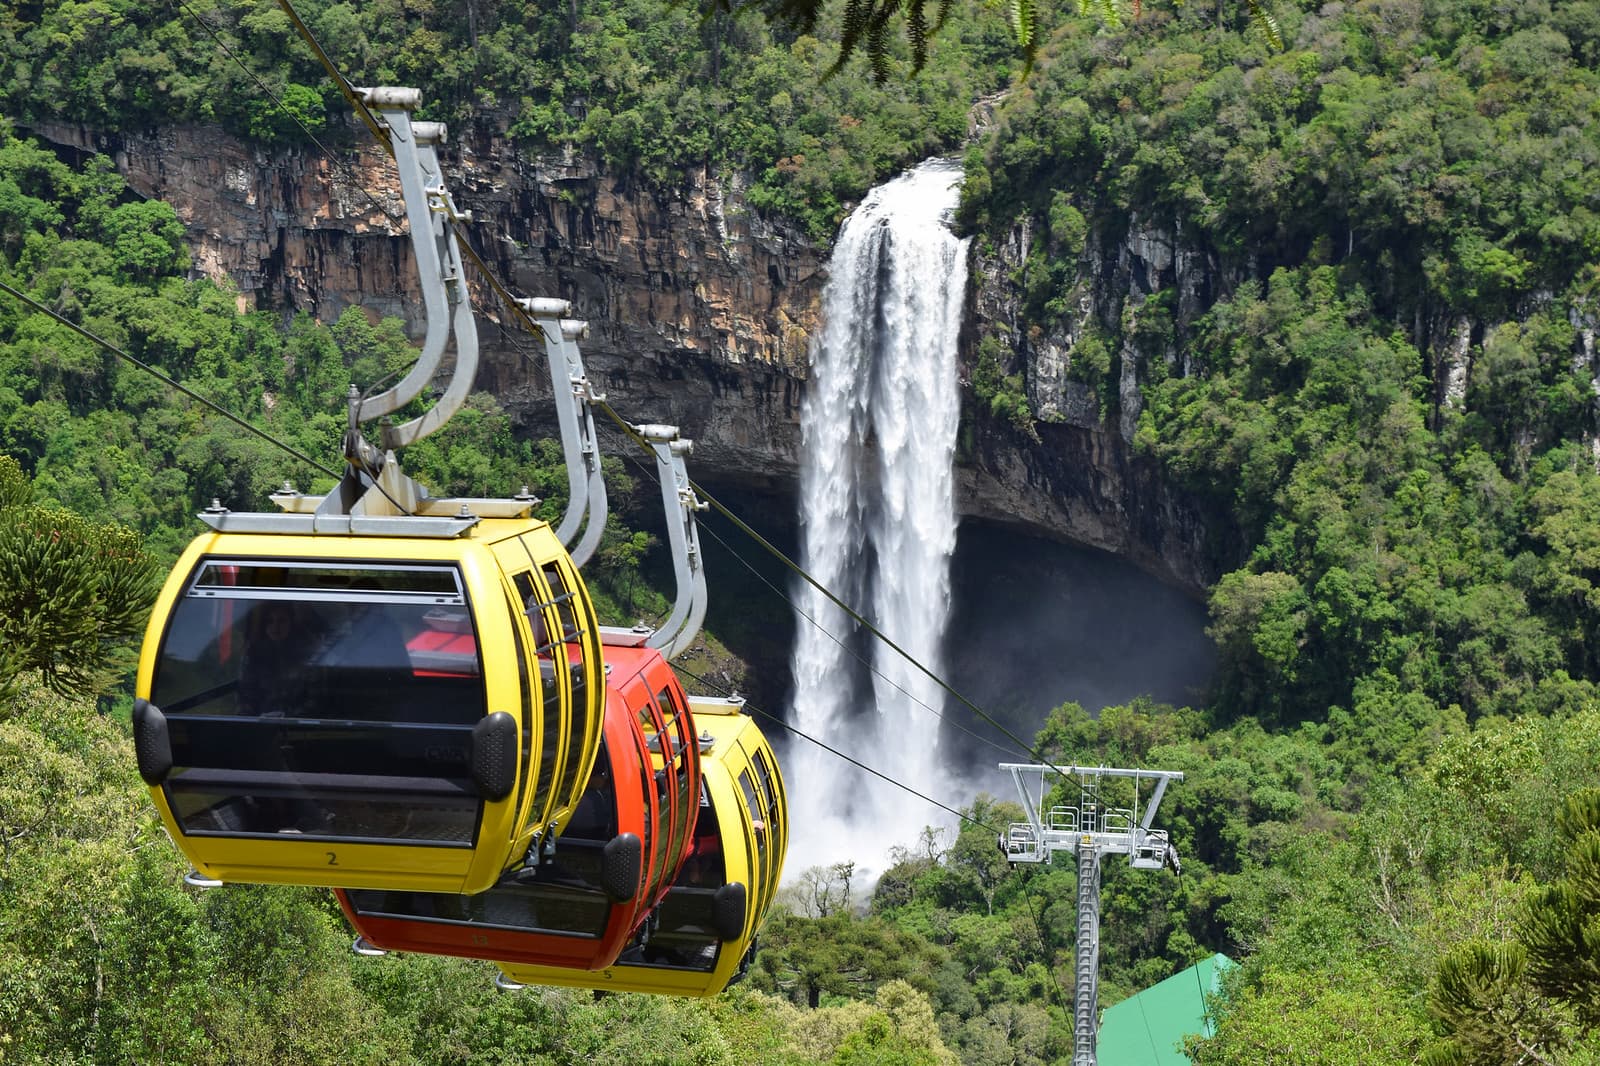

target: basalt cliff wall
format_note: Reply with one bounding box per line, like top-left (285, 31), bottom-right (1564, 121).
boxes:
top-left (27, 120), bottom-right (1220, 594)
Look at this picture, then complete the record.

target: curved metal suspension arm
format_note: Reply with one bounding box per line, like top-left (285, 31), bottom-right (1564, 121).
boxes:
top-left (636, 424), bottom-right (708, 659)
top-left (379, 129), bottom-right (477, 450)
top-left (563, 318), bottom-right (609, 568)
top-left (518, 299), bottom-right (608, 564)
top-left (353, 89), bottom-right (451, 424)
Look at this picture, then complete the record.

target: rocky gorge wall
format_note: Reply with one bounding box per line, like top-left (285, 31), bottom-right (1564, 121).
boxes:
top-left (26, 119), bottom-right (1220, 594)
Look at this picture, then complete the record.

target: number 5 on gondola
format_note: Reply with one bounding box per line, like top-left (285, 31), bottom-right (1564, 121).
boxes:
top-left (130, 510), bottom-right (605, 895)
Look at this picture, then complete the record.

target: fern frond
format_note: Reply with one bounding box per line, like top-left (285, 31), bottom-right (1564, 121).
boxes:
top-left (838, 0), bottom-right (872, 58)
top-left (823, 0), bottom-right (874, 79)
top-left (868, 22), bottom-right (893, 81)
top-left (1077, 0), bottom-right (1123, 31)
top-left (1246, 0), bottom-right (1284, 50)
top-left (1011, 0), bottom-right (1036, 49)
top-left (866, 0), bottom-right (899, 82)
top-left (906, 0), bottom-right (929, 72)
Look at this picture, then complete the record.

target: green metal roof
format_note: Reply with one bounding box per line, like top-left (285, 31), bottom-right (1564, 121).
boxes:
top-left (1095, 953), bottom-right (1235, 1065)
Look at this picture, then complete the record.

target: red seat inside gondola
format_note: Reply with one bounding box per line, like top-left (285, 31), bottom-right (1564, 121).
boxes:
top-left (408, 630), bottom-right (480, 676)
top-left (407, 608), bottom-right (480, 677)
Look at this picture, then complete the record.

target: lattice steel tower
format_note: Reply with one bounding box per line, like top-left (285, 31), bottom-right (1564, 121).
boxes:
top-left (1000, 764), bottom-right (1184, 1066)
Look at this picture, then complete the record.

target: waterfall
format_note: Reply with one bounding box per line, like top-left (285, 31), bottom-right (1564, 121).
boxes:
top-left (786, 159), bottom-right (970, 878)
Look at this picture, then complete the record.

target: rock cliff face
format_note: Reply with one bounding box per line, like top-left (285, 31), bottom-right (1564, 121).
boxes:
top-left (28, 120), bottom-right (1220, 594)
top-left (964, 211), bottom-right (1223, 593)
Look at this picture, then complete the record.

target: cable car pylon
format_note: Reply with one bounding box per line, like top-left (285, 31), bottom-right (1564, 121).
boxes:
top-left (999, 763), bottom-right (1184, 1066)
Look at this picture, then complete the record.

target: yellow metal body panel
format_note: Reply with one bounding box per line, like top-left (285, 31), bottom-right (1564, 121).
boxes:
top-left (135, 518), bottom-right (604, 895)
top-left (485, 533), bottom-right (604, 853)
top-left (496, 706), bottom-right (787, 997)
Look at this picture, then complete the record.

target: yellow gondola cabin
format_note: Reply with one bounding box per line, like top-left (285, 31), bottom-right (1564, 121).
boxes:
top-left (495, 694), bottom-right (787, 997)
top-left (132, 510), bottom-right (604, 895)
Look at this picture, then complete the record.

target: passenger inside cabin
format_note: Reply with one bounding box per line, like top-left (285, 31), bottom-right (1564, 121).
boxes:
top-left (237, 601), bottom-right (318, 717)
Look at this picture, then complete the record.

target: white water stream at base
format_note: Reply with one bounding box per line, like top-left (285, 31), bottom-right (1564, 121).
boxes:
top-left (785, 159), bottom-right (970, 879)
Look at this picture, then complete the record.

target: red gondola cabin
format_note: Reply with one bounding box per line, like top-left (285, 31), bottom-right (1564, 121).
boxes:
top-left (335, 629), bottom-right (700, 969)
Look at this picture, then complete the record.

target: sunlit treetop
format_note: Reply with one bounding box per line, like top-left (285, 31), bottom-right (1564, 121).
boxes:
top-left (698, 0), bottom-right (1283, 79)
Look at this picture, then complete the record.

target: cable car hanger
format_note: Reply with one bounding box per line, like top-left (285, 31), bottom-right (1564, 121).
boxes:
top-left (212, 85), bottom-right (501, 536)
top-left (513, 299), bottom-right (705, 655)
top-left (353, 87), bottom-right (469, 448)
top-left (632, 425), bottom-right (709, 660)
top-left (519, 299), bottom-right (609, 566)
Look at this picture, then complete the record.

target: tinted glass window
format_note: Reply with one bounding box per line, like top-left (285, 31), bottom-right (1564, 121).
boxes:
top-left (512, 571), bottom-right (560, 825)
top-left (664, 746), bottom-right (693, 876)
top-left (155, 562), bottom-right (483, 722)
top-left (682, 781), bottom-right (724, 887)
top-left (739, 771), bottom-right (766, 852)
top-left (542, 562), bottom-right (591, 793)
top-left (192, 561), bottom-right (464, 600)
top-left (635, 696), bottom-right (661, 749)
top-left (614, 886), bottom-right (721, 973)
top-left (566, 738), bottom-right (620, 842)
top-left (642, 704), bottom-right (674, 889)
top-left (149, 559), bottom-right (487, 845)
top-left (752, 750), bottom-right (782, 843)
top-left (171, 736), bottom-right (480, 845)
top-left (751, 751), bottom-right (782, 915)
top-left (614, 789), bottom-right (727, 974)
top-left (506, 589), bottom-right (535, 821)
top-left (657, 686), bottom-right (683, 744)
top-left (739, 769), bottom-right (770, 915)
top-left (615, 933), bottom-right (719, 972)
top-left (348, 875), bottom-right (609, 939)
top-left (634, 719), bottom-right (655, 867)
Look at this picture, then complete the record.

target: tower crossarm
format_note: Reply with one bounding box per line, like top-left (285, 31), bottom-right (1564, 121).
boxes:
top-left (997, 763), bottom-right (1184, 867)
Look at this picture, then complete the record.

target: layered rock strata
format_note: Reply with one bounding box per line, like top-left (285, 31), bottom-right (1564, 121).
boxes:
top-left (28, 119), bottom-right (1218, 593)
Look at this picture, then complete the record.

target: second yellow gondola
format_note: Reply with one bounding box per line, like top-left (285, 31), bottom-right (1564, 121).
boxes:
top-left (132, 508), bottom-right (605, 895)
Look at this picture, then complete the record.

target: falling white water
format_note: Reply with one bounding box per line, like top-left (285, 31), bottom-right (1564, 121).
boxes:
top-left (786, 159), bottom-right (970, 881)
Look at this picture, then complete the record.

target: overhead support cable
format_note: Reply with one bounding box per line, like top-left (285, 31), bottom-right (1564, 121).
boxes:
top-left (168, 0), bottom-right (403, 225)
top-left (272, 0), bottom-right (388, 146)
top-left (608, 443), bottom-right (1031, 763)
top-left (594, 394), bottom-right (1103, 803)
top-left (673, 661), bottom-right (1074, 1024)
top-left (0, 280), bottom-right (339, 481)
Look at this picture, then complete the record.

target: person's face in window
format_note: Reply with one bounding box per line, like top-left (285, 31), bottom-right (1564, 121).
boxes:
top-left (261, 604), bottom-right (294, 643)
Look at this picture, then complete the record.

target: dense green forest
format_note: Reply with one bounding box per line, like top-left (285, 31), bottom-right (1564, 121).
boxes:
top-left (0, 0), bottom-right (1017, 239)
top-left (4, 0), bottom-right (1600, 1062)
